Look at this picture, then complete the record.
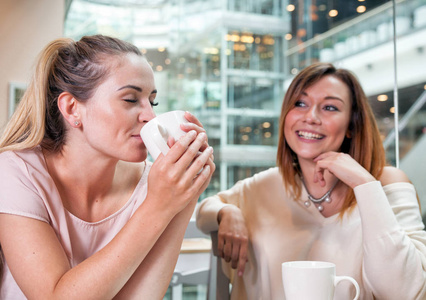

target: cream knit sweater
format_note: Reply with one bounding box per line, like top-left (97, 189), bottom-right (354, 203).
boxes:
top-left (196, 167), bottom-right (426, 300)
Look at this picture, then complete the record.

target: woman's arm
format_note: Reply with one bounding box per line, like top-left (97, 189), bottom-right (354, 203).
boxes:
top-left (356, 167), bottom-right (426, 299)
top-left (0, 131), bottom-right (214, 299)
top-left (313, 152), bottom-right (426, 299)
top-left (116, 135), bottom-right (216, 299)
top-left (196, 180), bottom-right (249, 277)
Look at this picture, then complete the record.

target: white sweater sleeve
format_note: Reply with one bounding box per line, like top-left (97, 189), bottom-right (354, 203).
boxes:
top-left (354, 181), bottom-right (426, 299)
top-left (196, 180), bottom-right (245, 234)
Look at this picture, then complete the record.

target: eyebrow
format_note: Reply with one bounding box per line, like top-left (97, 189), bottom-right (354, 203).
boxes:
top-left (117, 85), bottom-right (157, 95)
top-left (301, 92), bottom-right (344, 103)
top-left (324, 96), bottom-right (344, 103)
top-left (117, 85), bottom-right (142, 92)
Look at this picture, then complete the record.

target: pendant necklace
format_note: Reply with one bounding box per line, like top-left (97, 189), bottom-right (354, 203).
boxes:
top-left (302, 178), bottom-right (339, 212)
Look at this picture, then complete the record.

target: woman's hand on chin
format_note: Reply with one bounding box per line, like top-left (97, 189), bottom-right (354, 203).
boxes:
top-left (313, 151), bottom-right (376, 189)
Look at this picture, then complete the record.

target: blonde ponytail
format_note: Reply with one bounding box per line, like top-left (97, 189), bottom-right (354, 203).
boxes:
top-left (0, 38), bottom-right (74, 153)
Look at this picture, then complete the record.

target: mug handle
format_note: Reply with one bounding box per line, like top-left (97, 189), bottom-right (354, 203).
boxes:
top-left (334, 276), bottom-right (360, 300)
top-left (151, 123), bottom-right (172, 156)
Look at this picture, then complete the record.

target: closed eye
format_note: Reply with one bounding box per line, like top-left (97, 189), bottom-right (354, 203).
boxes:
top-left (150, 101), bottom-right (159, 107)
top-left (124, 99), bottom-right (138, 103)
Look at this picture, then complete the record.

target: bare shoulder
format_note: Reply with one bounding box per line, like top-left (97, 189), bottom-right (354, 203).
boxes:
top-left (379, 166), bottom-right (411, 186)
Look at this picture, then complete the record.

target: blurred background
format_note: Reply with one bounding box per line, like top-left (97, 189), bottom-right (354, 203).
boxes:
top-left (1, 0), bottom-right (425, 298)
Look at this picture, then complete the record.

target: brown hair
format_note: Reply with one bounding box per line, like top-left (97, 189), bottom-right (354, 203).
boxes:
top-left (277, 62), bottom-right (385, 215)
top-left (0, 34), bottom-right (143, 153)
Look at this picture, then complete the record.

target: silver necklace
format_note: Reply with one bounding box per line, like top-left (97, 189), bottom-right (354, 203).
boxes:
top-left (302, 179), bottom-right (338, 212)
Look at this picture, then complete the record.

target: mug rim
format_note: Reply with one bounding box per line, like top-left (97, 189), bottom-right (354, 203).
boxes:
top-left (282, 260), bottom-right (335, 269)
top-left (140, 110), bottom-right (186, 135)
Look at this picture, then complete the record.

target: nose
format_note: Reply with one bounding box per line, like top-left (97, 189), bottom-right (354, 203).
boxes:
top-left (304, 106), bottom-right (321, 124)
top-left (138, 103), bottom-right (156, 124)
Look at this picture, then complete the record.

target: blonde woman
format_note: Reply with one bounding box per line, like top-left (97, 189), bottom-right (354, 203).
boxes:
top-left (0, 35), bottom-right (215, 299)
top-left (196, 63), bottom-right (426, 299)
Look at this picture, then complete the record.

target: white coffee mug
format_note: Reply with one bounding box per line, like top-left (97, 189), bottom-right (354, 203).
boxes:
top-left (282, 261), bottom-right (360, 300)
top-left (140, 110), bottom-right (189, 160)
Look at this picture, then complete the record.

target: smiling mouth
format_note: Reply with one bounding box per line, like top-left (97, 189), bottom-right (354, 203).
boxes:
top-left (297, 130), bottom-right (324, 140)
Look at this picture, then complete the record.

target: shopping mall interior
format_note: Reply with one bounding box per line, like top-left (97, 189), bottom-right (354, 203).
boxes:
top-left (1, 0), bottom-right (425, 298)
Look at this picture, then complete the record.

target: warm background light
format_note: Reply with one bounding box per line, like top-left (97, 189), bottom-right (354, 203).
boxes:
top-left (377, 94), bottom-right (388, 101)
top-left (329, 9), bottom-right (338, 17)
top-left (357, 5), bottom-right (366, 13)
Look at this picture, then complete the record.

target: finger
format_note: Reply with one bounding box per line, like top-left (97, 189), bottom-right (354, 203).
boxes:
top-left (192, 162), bottom-right (215, 197)
top-left (313, 151), bottom-right (337, 162)
top-left (231, 242), bottom-right (240, 269)
top-left (314, 164), bottom-right (327, 187)
top-left (178, 135), bottom-right (210, 177)
top-left (237, 242), bottom-right (248, 276)
top-left (167, 136), bottom-right (175, 148)
top-left (191, 164), bottom-right (212, 194)
top-left (180, 123), bottom-right (209, 151)
top-left (181, 122), bottom-right (206, 133)
top-left (223, 238), bottom-right (233, 263)
top-left (185, 147), bottom-right (213, 179)
top-left (217, 232), bottom-right (226, 257)
top-left (183, 111), bottom-right (203, 128)
top-left (165, 130), bottom-right (197, 163)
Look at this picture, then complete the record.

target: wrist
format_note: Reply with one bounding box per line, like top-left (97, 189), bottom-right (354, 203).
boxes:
top-left (217, 205), bottom-right (235, 225)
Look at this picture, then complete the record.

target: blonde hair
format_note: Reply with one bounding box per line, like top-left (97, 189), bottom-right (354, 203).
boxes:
top-left (277, 63), bottom-right (385, 216)
top-left (0, 35), bottom-right (142, 153)
top-left (0, 35), bottom-right (143, 282)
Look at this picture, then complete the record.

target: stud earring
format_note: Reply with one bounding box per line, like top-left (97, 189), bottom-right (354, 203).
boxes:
top-left (74, 121), bottom-right (80, 126)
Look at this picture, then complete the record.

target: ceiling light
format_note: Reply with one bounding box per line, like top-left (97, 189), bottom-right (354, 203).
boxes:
top-left (356, 5), bottom-right (366, 13)
top-left (263, 122), bottom-right (271, 129)
top-left (285, 33), bottom-right (292, 40)
top-left (390, 107), bottom-right (395, 113)
top-left (377, 95), bottom-right (388, 101)
top-left (287, 4), bottom-right (295, 12)
top-left (329, 9), bottom-right (338, 17)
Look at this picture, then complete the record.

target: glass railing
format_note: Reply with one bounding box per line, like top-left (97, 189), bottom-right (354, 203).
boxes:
top-left (384, 90), bottom-right (426, 165)
top-left (284, 0), bottom-right (426, 74)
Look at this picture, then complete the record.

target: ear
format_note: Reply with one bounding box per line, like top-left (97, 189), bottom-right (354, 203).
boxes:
top-left (57, 92), bottom-right (81, 127)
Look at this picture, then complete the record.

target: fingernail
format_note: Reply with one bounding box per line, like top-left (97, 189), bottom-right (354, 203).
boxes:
top-left (238, 271), bottom-right (243, 277)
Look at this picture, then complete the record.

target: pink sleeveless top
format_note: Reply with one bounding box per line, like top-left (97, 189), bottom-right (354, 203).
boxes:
top-left (0, 147), bottom-right (151, 299)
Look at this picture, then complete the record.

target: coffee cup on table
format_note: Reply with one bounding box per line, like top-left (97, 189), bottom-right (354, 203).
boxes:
top-left (140, 110), bottom-right (189, 160)
top-left (282, 261), bottom-right (360, 300)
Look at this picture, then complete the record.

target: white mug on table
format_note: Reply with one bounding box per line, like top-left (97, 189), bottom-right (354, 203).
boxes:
top-left (140, 110), bottom-right (189, 160)
top-left (282, 261), bottom-right (360, 300)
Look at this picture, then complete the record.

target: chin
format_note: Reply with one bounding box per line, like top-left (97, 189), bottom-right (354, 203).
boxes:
top-left (120, 151), bottom-right (148, 163)
top-left (296, 151), bottom-right (322, 161)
